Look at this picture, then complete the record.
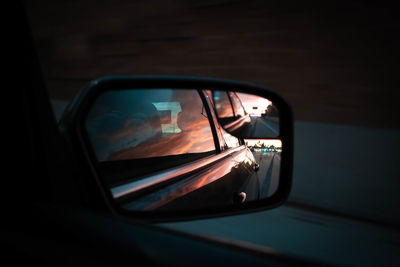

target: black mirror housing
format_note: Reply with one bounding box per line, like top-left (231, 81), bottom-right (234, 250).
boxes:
top-left (60, 76), bottom-right (294, 222)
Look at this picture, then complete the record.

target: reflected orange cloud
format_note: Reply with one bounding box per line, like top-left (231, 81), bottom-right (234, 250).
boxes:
top-left (109, 119), bottom-right (215, 160)
top-left (87, 89), bottom-right (217, 161)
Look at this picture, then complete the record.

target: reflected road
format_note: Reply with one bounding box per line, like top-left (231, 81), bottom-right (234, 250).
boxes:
top-left (245, 151), bottom-right (281, 200)
top-left (243, 117), bottom-right (279, 138)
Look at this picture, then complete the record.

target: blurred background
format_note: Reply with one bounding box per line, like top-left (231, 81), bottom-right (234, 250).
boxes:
top-left (24, 1), bottom-right (400, 265)
top-left (24, 0), bottom-right (400, 128)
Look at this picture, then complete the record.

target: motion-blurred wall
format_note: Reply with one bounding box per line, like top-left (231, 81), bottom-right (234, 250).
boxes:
top-left (26, 0), bottom-right (400, 226)
top-left (25, 0), bottom-right (400, 129)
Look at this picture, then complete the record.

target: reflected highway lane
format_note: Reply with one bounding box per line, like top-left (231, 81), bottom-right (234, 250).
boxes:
top-left (245, 151), bottom-right (281, 200)
top-left (254, 151), bottom-right (280, 197)
top-left (246, 117), bottom-right (279, 137)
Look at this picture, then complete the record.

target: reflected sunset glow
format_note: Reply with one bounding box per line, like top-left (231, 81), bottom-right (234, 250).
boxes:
top-left (87, 89), bottom-right (216, 161)
top-left (110, 119), bottom-right (215, 160)
top-left (236, 92), bottom-right (272, 116)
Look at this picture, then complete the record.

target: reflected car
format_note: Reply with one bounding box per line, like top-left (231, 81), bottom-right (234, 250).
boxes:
top-left (211, 90), bottom-right (252, 136)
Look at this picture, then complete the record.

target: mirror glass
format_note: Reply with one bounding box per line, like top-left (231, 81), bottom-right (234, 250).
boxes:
top-left (83, 88), bottom-right (282, 213)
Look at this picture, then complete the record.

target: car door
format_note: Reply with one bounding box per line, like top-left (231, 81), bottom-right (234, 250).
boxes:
top-left (84, 88), bottom-right (257, 212)
top-left (157, 90), bottom-right (260, 211)
top-left (202, 90), bottom-right (259, 202)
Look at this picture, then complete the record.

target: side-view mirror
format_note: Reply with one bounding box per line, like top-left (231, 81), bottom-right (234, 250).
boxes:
top-left (60, 76), bottom-right (293, 222)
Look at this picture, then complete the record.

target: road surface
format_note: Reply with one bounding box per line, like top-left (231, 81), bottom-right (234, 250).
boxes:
top-left (242, 117), bottom-right (279, 138)
top-left (161, 204), bottom-right (400, 266)
top-left (245, 151), bottom-right (281, 200)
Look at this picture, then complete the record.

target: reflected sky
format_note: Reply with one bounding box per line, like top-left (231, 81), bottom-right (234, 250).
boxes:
top-left (109, 118), bottom-right (215, 160)
top-left (236, 92), bottom-right (272, 117)
top-left (86, 89), bottom-right (216, 161)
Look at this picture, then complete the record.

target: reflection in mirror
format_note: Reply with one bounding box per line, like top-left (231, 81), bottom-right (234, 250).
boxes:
top-left (244, 139), bottom-right (282, 199)
top-left (212, 91), bottom-right (280, 139)
top-left (83, 88), bottom-right (282, 214)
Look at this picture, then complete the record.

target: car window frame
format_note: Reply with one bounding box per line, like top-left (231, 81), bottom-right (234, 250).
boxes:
top-left (213, 90), bottom-right (236, 119)
top-left (84, 88), bottom-right (220, 164)
top-left (229, 91), bottom-right (247, 117)
top-left (208, 90), bottom-right (245, 148)
top-left (202, 90), bottom-right (241, 151)
top-left (83, 88), bottom-right (223, 183)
